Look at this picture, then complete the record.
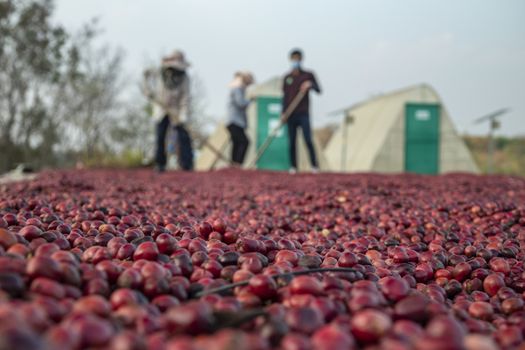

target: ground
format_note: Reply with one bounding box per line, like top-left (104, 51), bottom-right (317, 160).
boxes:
top-left (0, 169), bottom-right (524, 349)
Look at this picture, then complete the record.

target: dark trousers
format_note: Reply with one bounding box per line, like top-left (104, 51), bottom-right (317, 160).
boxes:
top-left (155, 115), bottom-right (194, 171)
top-left (227, 123), bottom-right (249, 165)
top-left (287, 113), bottom-right (318, 168)
top-left (174, 124), bottom-right (194, 171)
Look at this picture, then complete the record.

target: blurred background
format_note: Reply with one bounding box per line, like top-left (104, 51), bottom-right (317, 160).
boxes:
top-left (0, 0), bottom-right (524, 175)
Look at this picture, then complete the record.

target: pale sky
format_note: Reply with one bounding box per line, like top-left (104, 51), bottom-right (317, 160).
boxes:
top-left (54, 0), bottom-right (525, 136)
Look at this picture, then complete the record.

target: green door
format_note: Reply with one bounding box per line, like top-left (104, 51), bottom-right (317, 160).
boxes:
top-left (256, 97), bottom-right (290, 170)
top-left (404, 103), bottom-right (440, 174)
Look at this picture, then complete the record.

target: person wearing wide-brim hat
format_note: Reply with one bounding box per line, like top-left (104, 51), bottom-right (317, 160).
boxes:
top-left (161, 50), bottom-right (191, 71)
top-left (226, 71), bottom-right (255, 167)
top-left (142, 50), bottom-right (194, 172)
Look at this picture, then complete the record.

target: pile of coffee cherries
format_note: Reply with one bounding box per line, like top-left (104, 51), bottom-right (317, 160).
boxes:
top-left (0, 169), bottom-right (523, 349)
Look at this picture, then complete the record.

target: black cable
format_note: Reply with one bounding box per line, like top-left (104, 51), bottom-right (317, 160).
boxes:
top-left (195, 267), bottom-right (359, 298)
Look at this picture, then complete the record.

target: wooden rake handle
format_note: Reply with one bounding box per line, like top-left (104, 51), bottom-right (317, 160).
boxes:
top-left (248, 89), bottom-right (307, 169)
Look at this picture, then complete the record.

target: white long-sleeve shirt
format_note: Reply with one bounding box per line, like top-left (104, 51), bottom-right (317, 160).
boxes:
top-left (142, 69), bottom-right (191, 124)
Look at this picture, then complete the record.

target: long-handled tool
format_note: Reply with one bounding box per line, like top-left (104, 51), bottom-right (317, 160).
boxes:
top-left (248, 89), bottom-right (307, 169)
top-left (194, 133), bottom-right (232, 166)
top-left (141, 84), bottom-right (232, 166)
top-left (209, 137), bottom-right (231, 171)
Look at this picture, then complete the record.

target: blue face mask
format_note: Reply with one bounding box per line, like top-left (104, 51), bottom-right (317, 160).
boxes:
top-left (291, 60), bottom-right (301, 70)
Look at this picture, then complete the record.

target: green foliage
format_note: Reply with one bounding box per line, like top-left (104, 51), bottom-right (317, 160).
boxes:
top-left (0, 0), bottom-right (153, 173)
top-left (464, 135), bottom-right (525, 176)
top-left (80, 149), bottom-right (148, 169)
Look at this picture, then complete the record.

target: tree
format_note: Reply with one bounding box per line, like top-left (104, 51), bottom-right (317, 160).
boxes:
top-left (109, 95), bottom-right (155, 163)
top-left (0, 0), bottom-right (213, 172)
top-left (64, 39), bottom-right (126, 158)
top-left (0, 0), bottom-right (138, 171)
top-left (0, 0), bottom-right (77, 170)
top-left (188, 74), bottom-right (213, 134)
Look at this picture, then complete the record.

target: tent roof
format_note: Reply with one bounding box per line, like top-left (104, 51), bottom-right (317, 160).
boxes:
top-left (328, 83), bottom-right (441, 170)
top-left (324, 83), bottom-right (480, 173)
top-left (249, 76), bottom-right (282, 97)
top-left (330, 83), bottom-right (435, 116)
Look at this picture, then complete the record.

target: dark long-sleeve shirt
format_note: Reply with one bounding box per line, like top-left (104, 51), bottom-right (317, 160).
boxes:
top-left (282, 69), bottom-right (321, 116)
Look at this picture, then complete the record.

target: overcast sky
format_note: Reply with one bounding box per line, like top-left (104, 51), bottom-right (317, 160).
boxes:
top-left (54, 0), bottom-right (525, 136)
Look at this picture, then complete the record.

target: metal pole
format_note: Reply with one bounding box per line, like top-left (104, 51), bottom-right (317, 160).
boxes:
top-left (341, 113), bottom-right (349, 172)
top-left (487, 118), bottom-right (495, 174)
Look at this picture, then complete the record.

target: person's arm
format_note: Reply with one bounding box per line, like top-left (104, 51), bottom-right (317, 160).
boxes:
top-left (141, 71), bottom-right (167, 119)
top-left (178, 76), bottom-right (191, 124)
top-left (141, 70), bottom-right (157, 100)
top-left (309, 72), bottom-right (321, 94)
top-left (282, 75), bottom-right (290, 110)
top-left (141, 73), bottom-right (170, 122)
top-left (232, 88), bottom-right (251, 109)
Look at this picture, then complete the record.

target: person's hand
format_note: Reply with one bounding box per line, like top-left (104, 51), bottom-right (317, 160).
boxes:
top-left (300, 81), bottom-right (313, 92)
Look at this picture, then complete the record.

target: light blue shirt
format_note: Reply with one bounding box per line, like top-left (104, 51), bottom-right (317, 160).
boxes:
top-left (227, 87), bottom-right (250, 129)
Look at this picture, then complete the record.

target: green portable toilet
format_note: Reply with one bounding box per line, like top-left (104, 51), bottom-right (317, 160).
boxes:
top-left (255, 96), bottom-right (290, 170)
top-left (404, 103), bottom-right (440, 174)
top-left (249, 79), bottom-right (329, 171)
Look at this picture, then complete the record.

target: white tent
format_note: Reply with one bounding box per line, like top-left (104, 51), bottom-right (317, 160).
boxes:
top-left (324, 84), bottom-right (480, 174)
top-left (196, 77), bottom-right (329, 171)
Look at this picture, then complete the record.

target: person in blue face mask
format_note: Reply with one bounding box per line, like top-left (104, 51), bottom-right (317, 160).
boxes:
top-left (282, 48), bottom-right (321, 174)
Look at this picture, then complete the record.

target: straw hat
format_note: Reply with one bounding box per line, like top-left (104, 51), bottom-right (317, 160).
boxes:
top-left (162, 50), bottom-right (190, 70)
top-left (241, 71), bottom-right (254, 85)
top-left (229, 71), bottom-right (255, 88)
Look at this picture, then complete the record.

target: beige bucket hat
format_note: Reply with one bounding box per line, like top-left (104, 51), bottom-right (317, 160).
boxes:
top-left (229, 71), bottom-right (255, 88)
top-left (162, 50), bottom-right (190, 70)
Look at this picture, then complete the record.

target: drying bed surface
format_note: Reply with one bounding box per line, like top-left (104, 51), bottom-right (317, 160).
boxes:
top-left (0, 169), bottom-right (524, 349)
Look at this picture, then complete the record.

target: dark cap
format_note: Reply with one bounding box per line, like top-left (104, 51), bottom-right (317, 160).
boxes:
top-left (289, 48), bottom-right (303, 58)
